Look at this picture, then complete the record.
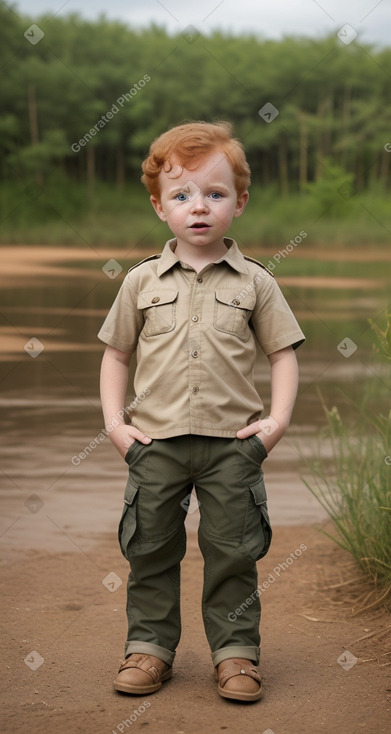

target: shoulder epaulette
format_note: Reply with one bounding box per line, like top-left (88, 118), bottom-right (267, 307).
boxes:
top-left (127, 253), bottom-right (161, 274)
top-left (243, 255), bottom-right (275, 278)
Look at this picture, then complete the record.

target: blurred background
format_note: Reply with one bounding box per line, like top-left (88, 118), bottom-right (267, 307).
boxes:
top-left (0, 1), bottom-right (390, 552)
top-left (2, 0), bottom-right (391, 246)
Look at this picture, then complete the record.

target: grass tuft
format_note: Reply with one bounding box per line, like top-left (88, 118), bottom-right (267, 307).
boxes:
top-left (303, 314), bottom-right (391, 612)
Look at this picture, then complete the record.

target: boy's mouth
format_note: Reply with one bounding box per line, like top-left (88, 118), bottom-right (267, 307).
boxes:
top-left (190, 222), bottom-right (210, 229)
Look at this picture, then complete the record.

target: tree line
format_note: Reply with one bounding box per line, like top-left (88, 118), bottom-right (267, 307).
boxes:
top-left (2, 3), bottom-right (391, 197)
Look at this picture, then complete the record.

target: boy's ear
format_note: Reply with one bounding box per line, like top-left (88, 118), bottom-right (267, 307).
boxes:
top-left (150, 195), bottom-right (167, 222)
top-left (233, 190), bottom-right (249, 218)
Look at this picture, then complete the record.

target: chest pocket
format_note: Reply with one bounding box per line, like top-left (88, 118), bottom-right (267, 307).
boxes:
top-left (213, 289), bottom-right (256, 342)
top-left (137, 289), bottom-right (178, 337)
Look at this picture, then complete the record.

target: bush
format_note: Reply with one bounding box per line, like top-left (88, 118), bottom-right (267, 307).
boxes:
top-left (305, 160), bottom-right (355, 219)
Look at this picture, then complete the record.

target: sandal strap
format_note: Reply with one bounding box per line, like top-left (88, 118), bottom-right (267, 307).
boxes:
top-left (118, 654), bottom-right (164, 684)
top-left (217, 659), bottom-right (261, 688)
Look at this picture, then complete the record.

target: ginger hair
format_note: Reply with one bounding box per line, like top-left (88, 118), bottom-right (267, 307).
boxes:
top-left (141, 121), bottom-right (251, 201)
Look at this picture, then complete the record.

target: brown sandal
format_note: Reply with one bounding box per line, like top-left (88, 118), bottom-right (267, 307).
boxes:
top-left (215, 658), bottom-right (263, 701)
top-left (113, 653), bottom-right (172, 694)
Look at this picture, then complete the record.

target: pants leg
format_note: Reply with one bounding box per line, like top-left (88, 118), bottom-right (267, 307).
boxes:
top-left (194, 436), bottom-right (272, 667)
top-left (117, 435), bottom-right (272, 668)
top-left (118, 438), bottom-right (193, 666)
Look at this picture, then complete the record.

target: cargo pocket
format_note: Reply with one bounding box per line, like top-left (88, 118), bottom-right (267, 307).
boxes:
top-left (118, 477), bottom-right (139, 560)
top-left (213, 289), bottom-right (255, 342)
top-left (242, 476), bottom-right (272, 561)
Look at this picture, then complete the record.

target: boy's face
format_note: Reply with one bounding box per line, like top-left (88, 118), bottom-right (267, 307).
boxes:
top-left (150, 149), bottom-right (249, 251)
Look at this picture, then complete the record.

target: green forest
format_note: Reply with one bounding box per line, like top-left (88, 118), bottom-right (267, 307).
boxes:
top-left (1, 3), bottom-right (391, 246)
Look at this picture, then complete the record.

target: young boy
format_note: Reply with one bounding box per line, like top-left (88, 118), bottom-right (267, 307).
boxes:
top-left (98, 121), bottom-right (305, 702)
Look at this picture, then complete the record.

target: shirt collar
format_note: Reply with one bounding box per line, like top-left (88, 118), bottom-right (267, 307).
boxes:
top-left (156, 237), bottom-right (249, 277)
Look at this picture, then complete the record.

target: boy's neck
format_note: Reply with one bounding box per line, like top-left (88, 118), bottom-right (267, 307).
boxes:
top-left (174, 238), bottom-right (228, 273)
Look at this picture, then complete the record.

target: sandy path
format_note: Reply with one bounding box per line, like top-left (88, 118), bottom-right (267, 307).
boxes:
top-left (1, 524), bottom-right (390, 734)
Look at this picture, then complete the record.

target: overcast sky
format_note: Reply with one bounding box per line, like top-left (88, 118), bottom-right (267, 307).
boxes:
top-left (8, 0), bottom-right (391, 46)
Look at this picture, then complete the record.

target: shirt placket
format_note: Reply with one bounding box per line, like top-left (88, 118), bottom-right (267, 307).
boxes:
top-left (188, 272), bottom-right (205, 428)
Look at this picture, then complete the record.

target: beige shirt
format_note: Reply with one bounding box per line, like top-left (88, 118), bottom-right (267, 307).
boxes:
top-left (98, 238), bottom-right (305, 438)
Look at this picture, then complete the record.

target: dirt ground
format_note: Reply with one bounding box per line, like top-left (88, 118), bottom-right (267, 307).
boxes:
top-left (1, 523), bottom-right (390, 734)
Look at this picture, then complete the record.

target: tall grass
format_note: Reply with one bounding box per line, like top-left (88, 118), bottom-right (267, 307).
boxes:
top-left (303, 312), bottom-right (391, 611)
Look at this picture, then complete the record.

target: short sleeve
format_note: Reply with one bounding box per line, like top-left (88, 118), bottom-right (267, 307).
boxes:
top-left (97, 272), bottom-right (143, 354)
top-left (251, 274), bottom-right (305, 355)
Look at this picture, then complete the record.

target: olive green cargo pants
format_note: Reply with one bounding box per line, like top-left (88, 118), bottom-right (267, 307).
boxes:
top-left (118, 434), bottom-right (272, 667)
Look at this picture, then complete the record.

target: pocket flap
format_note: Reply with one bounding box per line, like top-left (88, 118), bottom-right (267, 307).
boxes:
top-left (248, 477), bottom-right (267, 506)
top-left (137, 289), bottom-right (178, 309)
top-left (124, 479), bottom-right (139, 506)
top-left (215, 289), bottom-right (256, 310)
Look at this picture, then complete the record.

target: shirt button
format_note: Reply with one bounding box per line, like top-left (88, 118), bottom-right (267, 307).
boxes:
top-left (151, 296), bottom-right (160, 303)
top-left (191, 315), bottom-right (199, 322)
top-left (231, 298), bottom-right (240, 306)
top-left (191, 350), bottom-right (199, 358)
top-left (196, 277), bottom-right (203, 283)
top-left (192, 386), bottom-right (199, 394)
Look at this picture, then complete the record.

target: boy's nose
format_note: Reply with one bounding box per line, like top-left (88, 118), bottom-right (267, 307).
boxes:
top-left (190, 194), bottom-right (209, 212)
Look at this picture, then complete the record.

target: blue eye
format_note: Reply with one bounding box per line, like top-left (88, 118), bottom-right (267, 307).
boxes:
top-left (209, 192), bottom-right (222, 199)
top-left (175, 193), bottom-right (188, 201)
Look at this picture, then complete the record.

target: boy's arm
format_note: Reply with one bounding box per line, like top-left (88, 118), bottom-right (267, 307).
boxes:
top-left (236, 345), bottom-right (299, 454)
top-left (100, 345), bottom-right (151, 459)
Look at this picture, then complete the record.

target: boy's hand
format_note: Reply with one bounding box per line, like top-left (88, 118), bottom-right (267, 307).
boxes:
top-left (236, 416), bottom-right (284, 455)
top-left (109, 424), bottom-right (152, 460)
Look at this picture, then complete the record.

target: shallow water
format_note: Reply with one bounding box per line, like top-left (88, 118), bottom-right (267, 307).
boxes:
top-left (0, 246), bottom-right (389, 556)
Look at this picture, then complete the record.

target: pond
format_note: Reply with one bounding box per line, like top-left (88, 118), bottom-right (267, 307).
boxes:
top-left (0, 245), bottom-right (389, 557)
